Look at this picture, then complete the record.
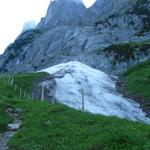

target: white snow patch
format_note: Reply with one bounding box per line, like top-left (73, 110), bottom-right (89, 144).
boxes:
top-left (41, 61), bottom-right (150, 124)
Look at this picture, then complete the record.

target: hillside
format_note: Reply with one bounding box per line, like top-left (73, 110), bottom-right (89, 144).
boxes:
top-left (124, 60), bottom-right (150, 100)
top-left (123, 60), bottom-right (150, 116)
top-left (0, 72), bottom-right (150, 150)
top-left (0, 0), bottom-right (150, 149)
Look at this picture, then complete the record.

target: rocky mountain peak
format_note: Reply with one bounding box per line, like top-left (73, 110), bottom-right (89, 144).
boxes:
top-left (37, 0), bottom-right (89, 30)
top-left (89, 0), bottom-right (133, 19)
top-left (53, 0), bottom-right (83, 4)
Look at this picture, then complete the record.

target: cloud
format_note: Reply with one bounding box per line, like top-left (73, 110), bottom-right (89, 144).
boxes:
top-left (0, 0), bottom-right (50, 54)
top-left (22, 20), bottom-right (37, 32)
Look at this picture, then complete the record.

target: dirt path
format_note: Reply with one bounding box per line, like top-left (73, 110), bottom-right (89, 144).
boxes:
top-left (0, 132), bottom-right (15, 150)
top-left (0, 108), bottom-right (22, 150)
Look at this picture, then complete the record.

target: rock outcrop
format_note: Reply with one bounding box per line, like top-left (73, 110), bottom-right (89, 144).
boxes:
top-left (37, 0), bottom-right (90, 29)
top-left (0, 0), bottom-right (150, 74)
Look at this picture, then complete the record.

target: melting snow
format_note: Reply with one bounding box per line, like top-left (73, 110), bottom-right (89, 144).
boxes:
top-left (41, 61), bottom-right (150, 124)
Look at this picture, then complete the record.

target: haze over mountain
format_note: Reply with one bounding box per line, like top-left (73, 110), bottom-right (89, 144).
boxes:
top-left (0, 0), bottom-right (51, 54)
top-left (22, 20), bottom-right (37, 32)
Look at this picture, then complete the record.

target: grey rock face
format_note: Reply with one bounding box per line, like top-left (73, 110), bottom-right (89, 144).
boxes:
top-left (7, 122), bottom-right (21, 131)
top-left (37, 0), bottom-right (90, 30)
top-left (90, 0), bottom-right (132, 18)
top-left (0, 0), bottom-right (150, 75)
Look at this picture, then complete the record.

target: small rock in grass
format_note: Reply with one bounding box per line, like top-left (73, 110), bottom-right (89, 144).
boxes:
top-left (44, 120), bottom-right (52, 125)
top-left (7, 108), bottom-right (13, 113)
top-left (8, 122), bottom-right (21, 131)
top-left (15, 108), bottom-right (23, 114)
top-left (13, 113), bottom-right (19, 118)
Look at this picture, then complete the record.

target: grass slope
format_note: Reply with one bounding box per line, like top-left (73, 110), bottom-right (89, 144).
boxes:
top-left (0, 72), bottom-right (150, 150)
top-left (124, 60), bottom-right (150, 100)
top-left (0, 72), bottom-right (49, 133)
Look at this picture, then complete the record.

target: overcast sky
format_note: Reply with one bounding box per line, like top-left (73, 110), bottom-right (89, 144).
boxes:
top-left (0, 0), bottom-right (96, 54)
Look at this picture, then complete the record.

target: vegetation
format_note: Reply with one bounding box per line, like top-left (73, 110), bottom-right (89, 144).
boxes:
top-left (123, 60), bottom-right (150, 100)
top-left (101, 41), bottom-right (150, 65)
top-left (130, 0), bottom-right (150, 35)
top-left (8, 101), bottom-right (150, 150)
top-left (11, 72), bottom-right (49, 94)
top-left (0, 72), bottom-right (150, 149)
top-left (131, 0), bottom-right (150, 16)
top-left (0, 72), bottom-right (48, 133)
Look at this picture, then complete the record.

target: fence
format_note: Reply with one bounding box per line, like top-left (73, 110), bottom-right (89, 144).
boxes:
top-left (0, 75), bottom-right (86, 110)
top-left (79, 88), bottom-right (85, 112)
top-left (0, 75), bottom-right (31, 100)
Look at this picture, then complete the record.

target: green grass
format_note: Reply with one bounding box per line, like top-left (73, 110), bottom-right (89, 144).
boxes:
top-left (8, 101), bottom-right (150, 150)
top-left (0, 72), bottom-right (150, 150)
top-left (11, 72), bottom-right (49, 94)
top-left (124, 60), bottom-right (150, 100)
top-left (101, 41), bottom-right (150, 64)
top-left (0, 79), bottom-right (17, 133)
top-left (0, 72), bottom-right (48, 133)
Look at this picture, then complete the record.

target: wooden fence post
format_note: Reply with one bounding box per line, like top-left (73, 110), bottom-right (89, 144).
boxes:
top-left (41, 84), bottom-right (45, 101)
top-left (82, 89), bottom-right (84, 111)
top-left (10, 78), bottom-right (14, 86)
top-left (20, 88), bottom-right (22, 98)
top-left (8, 76), bottom-right (12, 84)
top-left (79, 88), bottom-right (85, 111)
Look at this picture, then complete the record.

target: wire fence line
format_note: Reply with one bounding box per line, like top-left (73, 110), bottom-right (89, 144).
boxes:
top-left (0, 75), bottom-right (32, 100)
top-left (0, 75), bottom-right (85, 110)
top-left (0, 75), bottom-right (48, 102)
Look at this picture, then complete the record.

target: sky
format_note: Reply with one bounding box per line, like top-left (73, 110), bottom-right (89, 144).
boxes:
top-left (0, 0), bottom-right (96, 54)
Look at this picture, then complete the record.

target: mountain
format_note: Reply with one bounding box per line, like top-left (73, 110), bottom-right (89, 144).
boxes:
top-left (0, 0), bottom-right (150, 74)
top-left (34, 61), bottom-right (150, 123)
top-left (37, 0), bottom-right (90, 29)
top-left (90, 0), bottom-right (130, 18)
